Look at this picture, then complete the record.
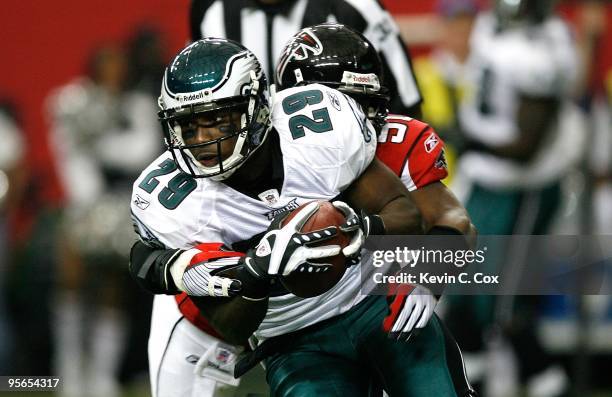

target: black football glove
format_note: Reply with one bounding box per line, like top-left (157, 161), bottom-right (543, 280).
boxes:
top-left (235, 202), bottom-right (342, 300)
top-left (244, 201), bottom-right (342, 278)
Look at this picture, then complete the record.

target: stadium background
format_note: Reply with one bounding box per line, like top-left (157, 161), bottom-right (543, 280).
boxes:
top-left (0, 1), bottom-right (611, 396)
top-left (0, 1), bottom-right (610, 217)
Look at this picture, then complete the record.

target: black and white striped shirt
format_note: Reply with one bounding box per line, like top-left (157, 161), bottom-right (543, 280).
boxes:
top-left (190, 0), bottom-right (422, 117)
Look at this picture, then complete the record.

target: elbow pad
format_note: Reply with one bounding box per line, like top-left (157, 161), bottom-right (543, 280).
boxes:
top-left (129, 240), bottom-right (183, 295)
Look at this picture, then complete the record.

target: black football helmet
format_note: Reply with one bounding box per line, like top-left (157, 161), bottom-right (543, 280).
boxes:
top-left (158, 38), bottom-right (271, 180)
top-left (275, 23), bottom-right (390, 130)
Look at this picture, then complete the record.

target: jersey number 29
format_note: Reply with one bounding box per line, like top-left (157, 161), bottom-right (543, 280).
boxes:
top-left (282, 90), bottom-right (333, 139)
top-left (138, 159), bottom-right (196, 210)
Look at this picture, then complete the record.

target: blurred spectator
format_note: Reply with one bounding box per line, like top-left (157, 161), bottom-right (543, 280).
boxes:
top-left (118, 27), bottom-right (167, 387)
top-left (413, 0), bottom-right (482, 182)
top-left (574, 0), bottom-right (611, 236)
top-left (416, 0), bottom-right (480, 131)
top-left (0, 103), bottom-right (27, 217)
top-left (0, 102), bottom-right (27, 373)
top-left (2, 102), bottom-right (59, 379)
top-left (445, 0), bottom-right (585, 396)
top-left (126, 26), bottom-right (167, 98)
top-left (46, 43), bottom-right (162, 397)
top-left (190, 0), bottom-right (423, 118)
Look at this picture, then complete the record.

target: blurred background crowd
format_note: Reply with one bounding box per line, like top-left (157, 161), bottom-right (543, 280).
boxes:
top-left (0, 0), bottom-right (610, 396)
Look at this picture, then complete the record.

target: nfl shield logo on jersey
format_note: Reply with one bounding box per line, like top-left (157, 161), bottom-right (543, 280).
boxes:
top-left (258, 189), bottom-right (280, 206)
top-left (215, 348), bottom-right (231, 364)
top-left (196, 342), bottom-right (240, 386)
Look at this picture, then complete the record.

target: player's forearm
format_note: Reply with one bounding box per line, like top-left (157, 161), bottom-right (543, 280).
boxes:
top-left (426, 207), bottom-right (476, 244)
top-left (346, 158), bottom-right (423, 234)
top-left (466, 138), bottom-right (538, 162)
top-left (129, 240), bottom-right (181, 295)
top-left (409, 182), bottom-right (476, 245)
top-left (378, 194), bottom-right (424, 234)
top-left (466, 95), bottom-right (560, 162)
top-left (129, 241), bottom-right (267, 343)
top-left (195, 296), bottom-right (268, 345)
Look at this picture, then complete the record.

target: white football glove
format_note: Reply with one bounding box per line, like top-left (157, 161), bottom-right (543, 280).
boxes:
top-left (383, 284), bottom-right (437, 341)
top-left (170, 243), bottom-right (243, 297)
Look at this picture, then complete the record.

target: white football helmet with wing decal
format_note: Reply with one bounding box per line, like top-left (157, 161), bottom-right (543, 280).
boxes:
top-left (158, 38), bottom-right (271, 180)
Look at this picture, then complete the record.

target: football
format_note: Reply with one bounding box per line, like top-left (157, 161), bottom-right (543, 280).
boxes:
top-left (279, 201), bottom-right (351, 298)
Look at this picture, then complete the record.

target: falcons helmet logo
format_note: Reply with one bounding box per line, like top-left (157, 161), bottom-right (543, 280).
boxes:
top-left (276, 29), bottom-right (323, 86)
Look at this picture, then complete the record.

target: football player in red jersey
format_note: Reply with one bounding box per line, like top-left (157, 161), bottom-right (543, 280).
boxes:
top-left (275, 22), bottom-right (476, 338)
top-left (273, 23), bottom-right (476, 393)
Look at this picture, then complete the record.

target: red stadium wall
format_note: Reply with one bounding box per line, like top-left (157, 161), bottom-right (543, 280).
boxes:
top-left (0, 0), bottom-right (191, 205)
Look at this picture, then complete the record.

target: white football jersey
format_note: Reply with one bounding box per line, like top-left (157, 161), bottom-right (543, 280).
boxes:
top-left (456, 12), bottom-right (582, 190)
top-left (131, 84), bottom-right (376, 339)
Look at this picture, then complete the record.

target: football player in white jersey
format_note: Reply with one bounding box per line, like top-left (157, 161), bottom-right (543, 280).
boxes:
top-left (444, 0), bottom-right (579, 394)
top-left (130, 37), bottom-right (421, 397)
top-left (454, 0), bottom-right (581, 196)
top-left (130, 31), bottom-right (476, 395)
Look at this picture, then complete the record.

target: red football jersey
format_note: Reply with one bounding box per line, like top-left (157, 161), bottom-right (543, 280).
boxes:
top-left (376, 115), bottom-right (448, 190)
top-left (175, 293), bottom-right (224, 340)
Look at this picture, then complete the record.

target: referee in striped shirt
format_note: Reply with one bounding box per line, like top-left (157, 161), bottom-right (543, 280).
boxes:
top-left (190, 0), bottom-right (423, 118)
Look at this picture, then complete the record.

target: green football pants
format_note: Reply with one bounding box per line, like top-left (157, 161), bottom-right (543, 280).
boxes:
top-left (265, 295), bottom-right (473, 397)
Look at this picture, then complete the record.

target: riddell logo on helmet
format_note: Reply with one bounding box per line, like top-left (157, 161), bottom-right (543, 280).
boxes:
top-left (178, 91), bottom-right (205, 102)
top-left (353, 75), bottom-right (373, 83)
top-left (342, 72), bottom-right (380, 90)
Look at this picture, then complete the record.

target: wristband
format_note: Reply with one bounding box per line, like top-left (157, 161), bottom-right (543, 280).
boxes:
top-left (368, 214), bottom-right (386, 236)
top-left (426, 225), bottom-right (469, 299)
top-left (427, 225), bottom-right (463, 236)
